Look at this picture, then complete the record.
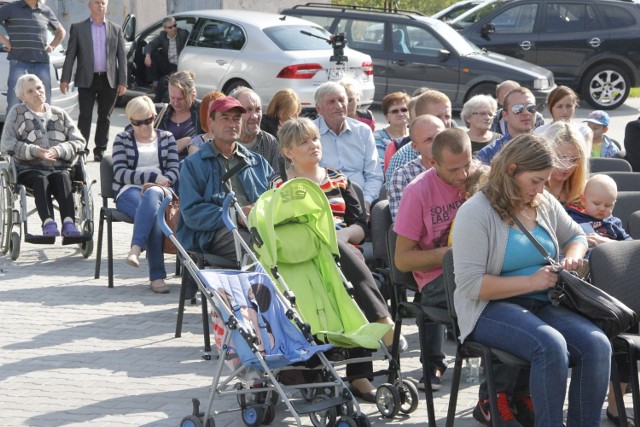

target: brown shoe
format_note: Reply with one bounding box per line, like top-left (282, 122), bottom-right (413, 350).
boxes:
top-left (150, 280), bottom-right (170, 294)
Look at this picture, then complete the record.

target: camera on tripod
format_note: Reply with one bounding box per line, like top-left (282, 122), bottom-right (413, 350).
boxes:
top-left (329, 32), bottom-right (348, 65)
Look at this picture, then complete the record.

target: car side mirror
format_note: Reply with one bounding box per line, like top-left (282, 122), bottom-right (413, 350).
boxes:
top-left (480, 23), bottom-right (495, 37)
top-left (438, 49), bottom-right (450, 61)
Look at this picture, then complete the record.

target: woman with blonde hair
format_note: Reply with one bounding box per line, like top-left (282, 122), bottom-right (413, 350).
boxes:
top-left (543, 121), bottom-right (589, 205)
top-left (113, 95), bottom-right (179, 294)
top-left (261, 88), bottom-right (302, 138)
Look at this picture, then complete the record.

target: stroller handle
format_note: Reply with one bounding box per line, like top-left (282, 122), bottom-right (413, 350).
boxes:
top-left (222, 191), bottom-right (237, 232)
top-left (157, 192), bottom-right (173, 236)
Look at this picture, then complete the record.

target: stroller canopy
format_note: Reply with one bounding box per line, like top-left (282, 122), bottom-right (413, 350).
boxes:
top-left (249, 178), bottom-right (388, 349)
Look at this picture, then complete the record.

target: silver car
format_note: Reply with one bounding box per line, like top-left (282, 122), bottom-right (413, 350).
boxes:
top-left (0, 4), bottom-right (78, 123)
top-left (122, 10), bottom-right (375, 111)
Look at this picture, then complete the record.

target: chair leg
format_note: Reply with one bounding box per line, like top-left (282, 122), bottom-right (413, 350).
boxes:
top-left (106, 213), bottom-right (114, 288)
top-left (175, 253), bottom-right (181, 277)
top-left (446, 352), bottom-right (464, 427)
top-left (175, 271), bottom-right (189, 338)
top-left (628, 346), bottom-right (640, 427)
top-left (611, 353), bottom-right (629, 427)
top-left (94, 210), bottom-right (105, 279)
top-left (482, 348), bottom-right (501, 427)
top-left (416, 310), bottom-right (437, 427)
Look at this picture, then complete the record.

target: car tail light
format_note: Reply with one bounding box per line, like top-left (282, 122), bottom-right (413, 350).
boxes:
top-left (362, 61), bottom-right (373, 76)
top-left (277, 64), bottom-right (323, 79)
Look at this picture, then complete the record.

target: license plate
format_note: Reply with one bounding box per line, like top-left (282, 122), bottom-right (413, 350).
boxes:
top-left (327, 67), bottom-right (355, 81)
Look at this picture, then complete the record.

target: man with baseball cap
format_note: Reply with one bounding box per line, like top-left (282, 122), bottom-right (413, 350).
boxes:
top-left (177, 96), bottom-right (273, 262)
top-left (584, 110), bottom-right (621, 158)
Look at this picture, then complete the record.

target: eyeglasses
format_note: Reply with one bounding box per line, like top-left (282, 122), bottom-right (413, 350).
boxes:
top-left (388, 107), bottom-right (409, 115)
top-left (557, 155), bottom-right (580, 169)
top-left (131, 116), bottom-right (154, 127)
top-left (164, 24), bottom-right (176, 29)
top-left (511, 103), bottom-right (537, 115)
top-left (471, 111), bottom-right (493, 117)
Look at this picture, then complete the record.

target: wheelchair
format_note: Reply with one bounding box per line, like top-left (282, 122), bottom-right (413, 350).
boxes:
top-left (0, 152), bottom-right (95, 261)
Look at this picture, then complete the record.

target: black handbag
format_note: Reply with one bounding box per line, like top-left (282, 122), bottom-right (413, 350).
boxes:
top-left (513, 216), bottom-right (638, 339)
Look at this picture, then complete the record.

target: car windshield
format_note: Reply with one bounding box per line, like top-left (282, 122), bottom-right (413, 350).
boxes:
top-left (449, 0), bottom-right (510, 30)
top-left (263, 25), bottom-right (332, 51)
top-left (421, 17), bottom-right (481, 55)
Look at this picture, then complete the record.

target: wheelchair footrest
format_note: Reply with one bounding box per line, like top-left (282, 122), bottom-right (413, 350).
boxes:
top-left (62, 235), bottom-right (92, 245)
top-left (24, 234), bottom-right (56, 245)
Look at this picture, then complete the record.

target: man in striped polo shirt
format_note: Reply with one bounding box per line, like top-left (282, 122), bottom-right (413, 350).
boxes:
top-left (0, 0), bottom-right (65, 112)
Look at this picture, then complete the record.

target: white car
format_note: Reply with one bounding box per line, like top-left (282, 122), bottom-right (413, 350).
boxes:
top-left (0, 8), bottom-right (78, 123)
top-left (121, 10), bottom-right (375, 111)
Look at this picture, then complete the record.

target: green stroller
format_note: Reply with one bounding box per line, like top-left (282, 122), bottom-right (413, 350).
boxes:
top-left (249, 178), bottom-right (419, 419)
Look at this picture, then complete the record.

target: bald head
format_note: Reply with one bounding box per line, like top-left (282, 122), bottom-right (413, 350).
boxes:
top-left (410, 114), bottom-right (445, 160)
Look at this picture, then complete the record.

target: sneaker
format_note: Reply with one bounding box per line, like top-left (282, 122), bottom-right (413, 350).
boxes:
top-left (513, 395), bottom-right (535, 427)
top-left (61, 221), bottom-right (82, 237)
top-left (42, 221), bottom-right (60, 237)
top-left (473, 393), bottom-right (523, 427)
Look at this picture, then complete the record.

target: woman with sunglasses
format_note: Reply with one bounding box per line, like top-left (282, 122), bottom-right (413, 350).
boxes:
top-left (112, 95), bottom-right (179, 294)
top-left (374, 92), bottom-right (410, 167)
top-left (461, 94), bottom-right (501, 154)
top-left (534, 86), bottom-right (593, 155)
top-left (543, 121), bottom-right (589, 205)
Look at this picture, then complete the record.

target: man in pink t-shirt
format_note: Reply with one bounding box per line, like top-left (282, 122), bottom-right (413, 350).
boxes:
top-left (394, 128), bottom-right (471, 389)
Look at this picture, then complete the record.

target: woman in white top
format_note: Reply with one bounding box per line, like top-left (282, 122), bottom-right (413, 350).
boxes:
top-left (112, 96), bottom-right (180, 293)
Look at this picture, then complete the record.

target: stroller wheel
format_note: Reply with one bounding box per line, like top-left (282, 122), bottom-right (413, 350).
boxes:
top-left (354, 413), bottom-right (371, 427)
top-left (310, 395), bottom-right (337, 427)
top-left (180, 415), bottom-right (203, 427)
top-left (396, 379), bottom-right (419, 414)
top-left (262, 403), bottom-right (276, 425)
top-left (241, 406), bottom-right (262, 427)
top-left (375, 384), bottom-right (401, 418)
top-left (204, 416), bottom-right (215, 427)
top-left (336, 417), bottom-right (357, 427)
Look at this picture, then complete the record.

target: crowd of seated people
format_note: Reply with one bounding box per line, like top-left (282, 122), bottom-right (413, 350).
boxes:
top-left (9, 63), bottom-right (640, 423)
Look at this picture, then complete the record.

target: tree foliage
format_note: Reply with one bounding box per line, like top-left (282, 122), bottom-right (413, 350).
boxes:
top-left (331, 0), bottom-right (458, 16)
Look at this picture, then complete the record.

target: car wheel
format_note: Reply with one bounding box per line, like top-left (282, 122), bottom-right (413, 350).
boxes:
top-left (466, 83), bottom-right (497, 102)
top-left (582, 64), bottom-right (630, 110)
top-left (224, 79), bottom-right (251, 95)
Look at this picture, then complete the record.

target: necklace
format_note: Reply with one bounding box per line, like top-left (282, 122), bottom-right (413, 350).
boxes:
top-left (520, 206), bottom-right (535, 221)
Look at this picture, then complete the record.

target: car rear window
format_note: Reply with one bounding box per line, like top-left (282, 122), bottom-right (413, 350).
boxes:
top-left (600, 5), bottom-right (637, 28)
top-left (264, 25), bottom-right (333, 51)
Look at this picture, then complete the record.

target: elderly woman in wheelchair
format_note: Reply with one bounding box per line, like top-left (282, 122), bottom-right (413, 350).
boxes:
top-left (1, 74), bottom-right (85, 239)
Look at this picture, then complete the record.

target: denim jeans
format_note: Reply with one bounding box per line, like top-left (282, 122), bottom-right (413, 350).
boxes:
top-left (469, 297), bottom-right (611, 427)
top-left (419, 275), bottom-right (447, 371)
top-left (116, 186), bottom-right (166, 281)
top-left (7, 61), bottom-right (51, 112)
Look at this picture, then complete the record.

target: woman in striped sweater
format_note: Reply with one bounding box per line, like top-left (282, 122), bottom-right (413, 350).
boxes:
top-left (112, 96), bottom-right (179, 293)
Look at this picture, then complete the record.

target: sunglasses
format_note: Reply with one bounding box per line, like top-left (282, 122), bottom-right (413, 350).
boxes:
top-left (131, 116), bottom-right (154, 127)
top-left (164, 24), bottom-right (177, 29)
top-left (511, 103), bottom-right (537, 115)
top-left (388, 107), bottom-right (409, 115)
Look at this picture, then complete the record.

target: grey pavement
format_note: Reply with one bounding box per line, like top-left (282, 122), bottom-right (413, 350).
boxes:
top-left (2, 97), bottom-right (639, 426)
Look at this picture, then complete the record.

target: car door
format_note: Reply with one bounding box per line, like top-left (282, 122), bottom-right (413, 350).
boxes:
top-left (465, 2), bottom-right (540, 64)
top-left (535, 2), bottom-right (608, 85)
top-left (179, 18), bottom-right (245, 96)
top-left (384, 22), bottom-right (461, 103)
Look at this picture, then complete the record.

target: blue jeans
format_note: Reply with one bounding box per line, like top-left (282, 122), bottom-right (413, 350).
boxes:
top-left (116, 186), bottom-right (167, 281)
top-left (470, 297), bottom-right (611, 427)
top-left (7, 61), bottom-right (52, 112)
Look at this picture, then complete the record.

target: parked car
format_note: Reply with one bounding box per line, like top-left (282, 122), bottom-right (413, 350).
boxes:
top-left (120, 10), bottom-right (375, 112)
top-left (450, 0), bottom-right (640, 110)
top-left (0, 2), bottom-right (78, 123)
top-left (282, 3), bottom-right (555, 110)
top-left (432, 0), bottom-right (496, 22)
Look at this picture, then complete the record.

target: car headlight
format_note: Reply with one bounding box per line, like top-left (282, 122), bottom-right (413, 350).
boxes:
top-left (533, 78), bottom-right (551, 90)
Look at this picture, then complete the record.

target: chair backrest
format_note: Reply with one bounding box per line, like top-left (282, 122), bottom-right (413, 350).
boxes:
top-left (629, 211), bottom-right (640, 239)
top-left (590, 240), bottom-right (640, 315)
top-left (441, 249), bottom-right (458, 322)
top-left (595, 171), bottom-right (640, 192)
top-left (612, 190), bottom-right (640, 231)
top-left (370, 199), bottom-right (391, 264)
top-left (350, 181), bottom-right (366, 212)
top-left (589, 157), bottom-right (633, 173)
top-left (385, 228), bottom-right (419, 292)
top-left (100, 154), bottom-right (115, 203)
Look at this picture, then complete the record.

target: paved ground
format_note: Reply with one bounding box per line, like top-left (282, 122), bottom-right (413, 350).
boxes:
top-left (1, 98), bottom-right (639, 426)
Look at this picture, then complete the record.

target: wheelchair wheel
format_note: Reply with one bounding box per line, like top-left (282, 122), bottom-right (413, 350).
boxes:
top-left (10, 230), bottom-right (20, 261)
top-left (0, 168), bottom-right (11, 254)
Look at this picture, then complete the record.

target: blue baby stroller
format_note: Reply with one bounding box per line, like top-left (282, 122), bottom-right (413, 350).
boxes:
top-left (158, 189), bottom-right (371, 426)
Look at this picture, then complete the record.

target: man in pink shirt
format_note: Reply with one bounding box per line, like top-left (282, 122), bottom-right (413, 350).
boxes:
top-left (394, 128), bottom-right (472, 390)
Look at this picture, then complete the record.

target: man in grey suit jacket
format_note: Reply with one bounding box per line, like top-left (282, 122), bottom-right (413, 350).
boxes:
top-left (60, 0), bottom-right (126, 161)
top-left (143, 17), bottom-right (189, 102)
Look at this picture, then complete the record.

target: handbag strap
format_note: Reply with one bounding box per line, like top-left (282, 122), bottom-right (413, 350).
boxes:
top-left (512, 215), bottom-right (557, 266)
